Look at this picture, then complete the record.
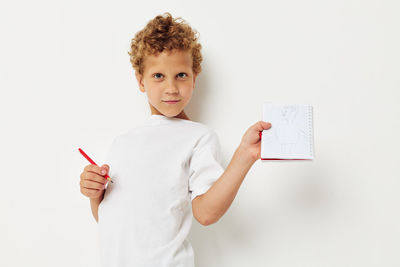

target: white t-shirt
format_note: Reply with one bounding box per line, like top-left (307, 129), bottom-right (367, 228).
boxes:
top-left (97, 114), bottom-right (225, 267)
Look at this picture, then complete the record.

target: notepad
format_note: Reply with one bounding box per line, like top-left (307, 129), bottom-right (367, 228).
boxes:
top-left (261, 103), bottom-right (314, 160)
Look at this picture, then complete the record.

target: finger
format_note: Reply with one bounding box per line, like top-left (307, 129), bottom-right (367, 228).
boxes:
top-left (85, 171), bottom-right (108, 184)
top-left (84, 164), bottom-right (108, 177)
top-left (82, 187), bottom-right (103, 198)
top-left (81, 179), bottom-right (106, 190)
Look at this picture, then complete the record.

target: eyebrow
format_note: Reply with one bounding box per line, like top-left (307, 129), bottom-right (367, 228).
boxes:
top-left (150, 71), bottom-right (189, 75)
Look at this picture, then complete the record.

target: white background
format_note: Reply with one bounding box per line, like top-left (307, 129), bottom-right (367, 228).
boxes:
top-left (1, 0), bottom-right (399, 266)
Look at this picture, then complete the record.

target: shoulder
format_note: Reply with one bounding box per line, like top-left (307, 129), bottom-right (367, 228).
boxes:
top-left (183, 120), bottom-right (216, 135)
top-left (189, 124), bottom-right (220, 153)
top-left (178, 120), bottom-right (219, 143)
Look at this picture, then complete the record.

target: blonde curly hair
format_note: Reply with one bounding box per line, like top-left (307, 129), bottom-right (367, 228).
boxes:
top-left (128, 12), bottom-right (203, 76)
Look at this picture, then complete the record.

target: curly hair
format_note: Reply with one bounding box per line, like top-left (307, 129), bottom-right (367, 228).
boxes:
top-left (128, 12), bottom-right (203, 76)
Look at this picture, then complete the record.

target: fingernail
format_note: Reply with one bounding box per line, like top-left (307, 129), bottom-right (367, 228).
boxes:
top-left (101, 169), bottom-right (106, 175)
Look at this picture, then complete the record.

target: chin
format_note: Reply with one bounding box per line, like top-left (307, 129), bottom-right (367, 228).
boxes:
top-left (163, 109), bottom-right (183, 117)
top-left (165, 111), bottom-right (181, 117)
top-left (152, 101), bottom-right (186, 117)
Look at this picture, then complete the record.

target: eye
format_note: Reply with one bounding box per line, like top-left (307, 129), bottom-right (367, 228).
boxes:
top-left (153, 73), bottom-right (163, 79)
top-left (177, 72), bottom-right (187, 78)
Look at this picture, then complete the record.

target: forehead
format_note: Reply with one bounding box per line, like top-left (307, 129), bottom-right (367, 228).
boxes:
top-left (144, 49), bottom-right (192, 73)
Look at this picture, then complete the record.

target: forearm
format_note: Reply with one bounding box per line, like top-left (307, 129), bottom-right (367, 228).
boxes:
top-left (90, 190), bottom-right (105, 223)
top-left (201, 145), bottom-right (256, 224)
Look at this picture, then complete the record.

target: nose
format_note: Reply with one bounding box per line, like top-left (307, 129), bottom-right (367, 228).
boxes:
top-left (165, 79), bottom-right (179, 94)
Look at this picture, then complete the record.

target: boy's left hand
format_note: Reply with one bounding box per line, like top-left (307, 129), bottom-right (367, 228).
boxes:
top-left (238, 121), bottom-right (272, 162)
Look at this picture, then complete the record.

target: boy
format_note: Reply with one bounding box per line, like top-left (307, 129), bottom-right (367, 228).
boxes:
top-left (79, 12), bottom-right (271, 267)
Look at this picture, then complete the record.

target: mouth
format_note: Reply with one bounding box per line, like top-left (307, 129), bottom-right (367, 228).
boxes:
top-left (163, 100), bottom-right (181, 104)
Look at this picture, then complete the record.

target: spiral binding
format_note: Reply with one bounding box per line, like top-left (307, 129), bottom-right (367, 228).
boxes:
top-left (307, 105), bottom-right (314, 157)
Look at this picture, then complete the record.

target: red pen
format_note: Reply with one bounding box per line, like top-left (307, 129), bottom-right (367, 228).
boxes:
top-left (78, 148), bottom-right (114, 183)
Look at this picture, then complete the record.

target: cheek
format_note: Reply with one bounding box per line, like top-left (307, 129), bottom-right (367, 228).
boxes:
top-left (148, 91), bottom-right (162, 101)
top-left (146, 84), bottom-right (162, 97)
top-left (180, 86), bottom-right (193, 100)
top-left (180, 81), bottom-right (194, 91)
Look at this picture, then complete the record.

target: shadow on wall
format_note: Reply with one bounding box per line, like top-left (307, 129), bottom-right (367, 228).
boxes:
top-left (188, 155), bottom-right (337, 265)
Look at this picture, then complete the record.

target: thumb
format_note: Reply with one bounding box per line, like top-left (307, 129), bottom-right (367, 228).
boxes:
top-left (256, 121), bottom-right (271, 131)
top-left (262, 121), bottom-right (272, 129)
top-left (100, 164), bottom-right (110, 175)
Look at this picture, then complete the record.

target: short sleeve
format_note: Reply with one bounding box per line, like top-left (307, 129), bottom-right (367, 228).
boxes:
top-left (188, 129), bottom-right (225, 202)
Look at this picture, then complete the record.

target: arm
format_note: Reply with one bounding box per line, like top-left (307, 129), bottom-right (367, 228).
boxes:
top-left (90, 190), bottom-right (105, 223)
top-left (192, 121), bottom-right (272, 226)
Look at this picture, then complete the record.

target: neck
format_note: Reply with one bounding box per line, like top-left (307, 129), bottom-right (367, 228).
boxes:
top-left (173, 110), bottom-right (190, 120)
top-left (150, 104), bottom-right (190, 120)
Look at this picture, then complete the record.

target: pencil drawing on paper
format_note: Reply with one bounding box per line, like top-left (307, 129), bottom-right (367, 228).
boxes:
top-left (264, 105), bottom-right (308, 155)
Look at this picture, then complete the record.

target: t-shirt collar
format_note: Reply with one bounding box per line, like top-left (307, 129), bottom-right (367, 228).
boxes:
top-left (150, 114), bottom-right (185, 121)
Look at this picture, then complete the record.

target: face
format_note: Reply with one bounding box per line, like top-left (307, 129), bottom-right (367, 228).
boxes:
top-left (135, 49), bottom-right (197, 119)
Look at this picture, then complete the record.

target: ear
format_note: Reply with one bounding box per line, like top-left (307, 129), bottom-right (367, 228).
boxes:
top-left (135, 71), bottom-right (145, 92)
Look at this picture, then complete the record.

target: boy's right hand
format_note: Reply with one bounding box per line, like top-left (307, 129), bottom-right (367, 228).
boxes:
top-left (80, 164), bottom-right (110, 199)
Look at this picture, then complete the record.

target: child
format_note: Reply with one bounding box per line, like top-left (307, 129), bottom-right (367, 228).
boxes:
top-left (79, 12), bottom-right (271, 267)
